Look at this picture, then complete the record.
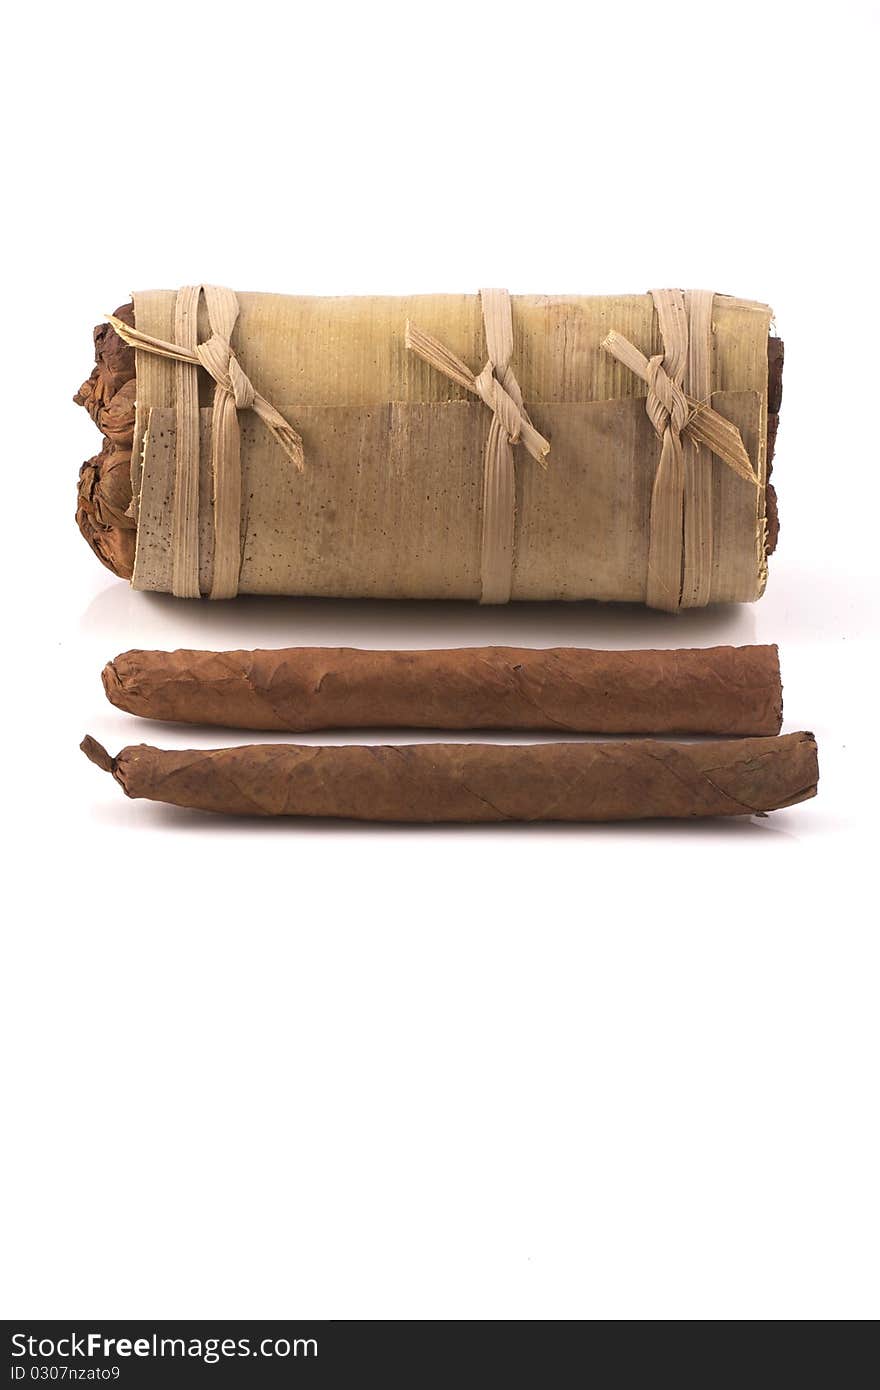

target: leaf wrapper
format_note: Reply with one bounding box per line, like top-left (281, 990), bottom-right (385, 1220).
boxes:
top-left (103, 644), bottom-right (783, 737)
top-left (81, 733), bottom-right (818, 823)
top-left (74, 296), bottom-right (784, 606)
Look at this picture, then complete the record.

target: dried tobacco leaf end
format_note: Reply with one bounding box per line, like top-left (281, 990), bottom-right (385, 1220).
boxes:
top-left (80, 735), bottom-right (116, 773)
top-left (765, 336), bottom-right (784, 556)
top-left (74, 304), bottom-right (137, 579)
top-left (767, 336), bottom-right (785, 416)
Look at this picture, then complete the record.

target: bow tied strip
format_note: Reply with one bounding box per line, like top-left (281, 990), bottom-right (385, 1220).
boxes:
top-left (601, 324), bottom-right (756, 487)
top-left (406, 289), bottom-right (549, 603)
top-left (602, 290), bottom-right (758, 611)
top-left (196, 333), bottom-right (255, 410)
top-left (108, 285), bottom-right (303, 599)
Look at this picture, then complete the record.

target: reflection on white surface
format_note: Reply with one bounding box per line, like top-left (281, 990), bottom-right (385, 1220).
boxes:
top-left (86, 795), bottom-right (807, 841)
top-left (77, 560), bottom-right (878, 651)
top-left (81, 577), bottom-right (757, 652)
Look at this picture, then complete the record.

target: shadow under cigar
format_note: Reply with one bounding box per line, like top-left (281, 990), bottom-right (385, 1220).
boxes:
top-left (88, 798), bottom-right (812, 841)
top-left (81, 584), bottom-right (757, 653)
top-left (110, 721), bottom-right (777, 747)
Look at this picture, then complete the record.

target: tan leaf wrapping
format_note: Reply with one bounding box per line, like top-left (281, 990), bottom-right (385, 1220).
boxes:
top-left (102, 288), bottom-right (774, 606)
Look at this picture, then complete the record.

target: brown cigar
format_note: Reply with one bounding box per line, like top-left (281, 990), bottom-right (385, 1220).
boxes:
top-left (81, 732), bottom-right (817, 822)
top-left (102, 645), bottom-right (783, 737)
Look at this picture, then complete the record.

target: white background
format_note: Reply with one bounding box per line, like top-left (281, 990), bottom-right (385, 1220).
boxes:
top-left (2, 0), bottom-right (877, 1321)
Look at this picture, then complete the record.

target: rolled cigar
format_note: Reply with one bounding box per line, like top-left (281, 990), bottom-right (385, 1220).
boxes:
top-left (103, 644), bottom-right (783, 737)
top-left (81, 732), bottom-right (818, 823)
top-left (74, 293), bottom-right (785, 610)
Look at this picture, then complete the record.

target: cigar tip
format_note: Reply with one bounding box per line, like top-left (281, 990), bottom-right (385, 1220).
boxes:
top-left (81, 735), bottom-right (115, 773)
top-left (101, 658), bottom-right (123, 707)
top-left (796, 730), bottom-right (820, 801)
top-left (765, 643), bottom-right (783, 733)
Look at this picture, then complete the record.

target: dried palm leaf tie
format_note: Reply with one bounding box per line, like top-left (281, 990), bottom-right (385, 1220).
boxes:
top-left (405, 288), bottom-right (550, 604)
top-left (602, 289), bottom-right (758, 612)
top-left (108, 285), bottom-right (304, 599)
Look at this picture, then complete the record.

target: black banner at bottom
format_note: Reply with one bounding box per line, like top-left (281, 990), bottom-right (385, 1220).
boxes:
top-left (2, 1320), bottom-right (566, 1386)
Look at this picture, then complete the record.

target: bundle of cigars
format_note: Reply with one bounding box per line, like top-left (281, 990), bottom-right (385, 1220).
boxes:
top-left (75, 286), bottom-right (783, 613)
top-left (82, 644), bottom-right (819, 823)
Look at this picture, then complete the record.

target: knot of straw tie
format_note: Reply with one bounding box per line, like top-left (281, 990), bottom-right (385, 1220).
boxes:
top-left (644, 351), bottom-right (691, 447)
top-left (108, 285), bottom-right (304, 600)
top-left (196, 332), bottom-right (256, 411)
top-left (601, 318), bottom-right (757, 489)
top-left (107, 290), bottom-right (304, 474)
top-left (602, 289), bottom-right (759, 611)
top-left (472, 358), bottom-right (528, 448)
top-left (405, 316), bottom-right (549, 468)
top-left (406, 290), bottom-right (549, 603)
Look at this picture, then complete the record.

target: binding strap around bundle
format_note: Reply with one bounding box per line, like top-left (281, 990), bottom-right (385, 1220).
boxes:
top-left (406, 289), bottom-right (550, 604)
top-left (602, 289), bottom-right (758, 612)
top-left (109, 285), bottom-right (304, 599)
